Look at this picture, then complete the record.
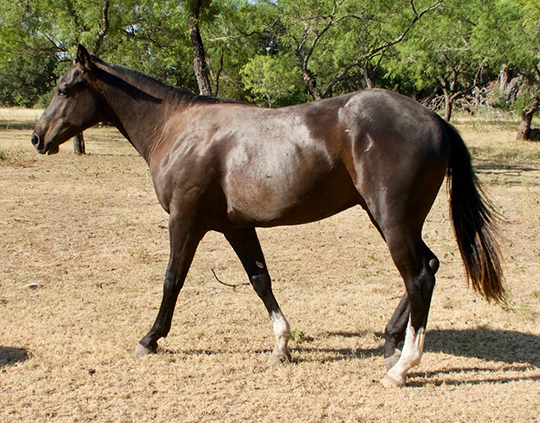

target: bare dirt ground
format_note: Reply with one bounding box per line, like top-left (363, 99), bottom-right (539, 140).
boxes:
top-left (1, 108), bottom-right (539, 422)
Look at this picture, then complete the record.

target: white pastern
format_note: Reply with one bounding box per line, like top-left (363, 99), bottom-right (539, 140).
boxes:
top-left (381, 317), bottom-right (425, 387)
top-left (269, 311), bottom-right (291, 362)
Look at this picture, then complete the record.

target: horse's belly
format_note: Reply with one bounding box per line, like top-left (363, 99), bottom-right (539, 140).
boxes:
top-left (224, 167), bottom-right (361, 227)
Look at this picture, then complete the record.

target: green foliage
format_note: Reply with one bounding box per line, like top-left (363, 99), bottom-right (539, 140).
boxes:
top-left (0, 52), bottom-right (57, 108)
top-left (241, 53), bottom-right (308, 107)
top-left (513, 85), bottom-right (540, 114)
top-left (0, 0), bottom-right (539, 116)
top-left (389, 0), bottom-right (486, 91)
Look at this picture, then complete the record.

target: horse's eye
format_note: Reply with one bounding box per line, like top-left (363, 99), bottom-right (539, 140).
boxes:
top-left (58, 88), bottom-right (68, 97)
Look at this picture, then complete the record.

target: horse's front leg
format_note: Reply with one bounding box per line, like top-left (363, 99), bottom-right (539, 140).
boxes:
top-left (224, 228), bottom-right (292, 365)
top-left (135, 213), bottom-right (203, 356)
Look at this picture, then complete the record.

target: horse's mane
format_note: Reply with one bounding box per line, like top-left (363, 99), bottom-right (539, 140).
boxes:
top-left (91, 55), bottom-right (236, 106)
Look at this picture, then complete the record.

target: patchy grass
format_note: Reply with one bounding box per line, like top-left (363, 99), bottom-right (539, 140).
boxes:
top-left (0, 108), bottom-right (539, 422)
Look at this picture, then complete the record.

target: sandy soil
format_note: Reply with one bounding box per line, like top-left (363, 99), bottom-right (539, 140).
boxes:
top-left (1, 109), bottom-right (539, 422)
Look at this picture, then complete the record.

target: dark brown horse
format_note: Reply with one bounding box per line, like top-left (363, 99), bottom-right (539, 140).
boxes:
top-left (32, 45), bottom-right (504, 387)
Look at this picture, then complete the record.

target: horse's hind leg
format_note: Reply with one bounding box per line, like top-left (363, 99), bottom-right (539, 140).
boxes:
top-left (224, 228), bottom-right (291, 365)
top-left (379, 230), bottom-right (439, 387)
top-left (384, 245), bottom-right (439, 370)
top-left (384, 293), bottom-right (409, 370)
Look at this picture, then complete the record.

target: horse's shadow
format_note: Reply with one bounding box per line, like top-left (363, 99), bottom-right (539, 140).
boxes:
top-left (316, 327), bottom-right (539, 366)
top-left (422, 327), bottom-right (540, 368)
top-left (413, 328), bottom-right (540, 385)
top-left (0, 346), bottom-right (29, 368)
top-left (311, 327), bottom-right (540, 386)
top-left (166, 327), bottom-right (540, 368)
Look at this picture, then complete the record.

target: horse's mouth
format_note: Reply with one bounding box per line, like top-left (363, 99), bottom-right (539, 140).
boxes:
top-left (31, 134), bottom-right (60, 155)
top-left (36, 142), bottom-right (60, 155)
top-left (45, 143), bottom-right (60, 155)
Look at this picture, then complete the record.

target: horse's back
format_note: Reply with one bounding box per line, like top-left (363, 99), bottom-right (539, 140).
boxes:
top-left (155, 89), bottom-right (451, 230)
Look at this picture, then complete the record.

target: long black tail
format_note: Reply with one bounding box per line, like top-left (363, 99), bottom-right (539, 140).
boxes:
top-left (445, 121), bottom-right (505, 303)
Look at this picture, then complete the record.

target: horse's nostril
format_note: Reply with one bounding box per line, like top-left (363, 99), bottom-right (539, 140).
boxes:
top-left (31, 134), bottom-right (41, 148)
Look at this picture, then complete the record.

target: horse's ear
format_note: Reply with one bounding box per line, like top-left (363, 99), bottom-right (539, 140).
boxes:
top-left (76, 44), bottom-right (96, 73)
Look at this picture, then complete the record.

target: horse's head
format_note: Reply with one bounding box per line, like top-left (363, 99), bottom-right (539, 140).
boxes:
top-left (32, 45), bottom-right (103, 155)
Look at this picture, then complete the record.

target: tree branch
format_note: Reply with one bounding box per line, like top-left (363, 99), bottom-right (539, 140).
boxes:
top-left (369, 1), bottom-right (442, 58)
top-left (211, 268), bottom-right (250, 290)
top-left (319, 0), bottom-right (441, 97)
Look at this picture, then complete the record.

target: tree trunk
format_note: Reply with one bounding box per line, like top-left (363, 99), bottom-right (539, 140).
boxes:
top-left (188, 0), bottom-right (212, 96)
top-left (442, 88), bottom-right (453, 122)
top-left (497, 65), bottom-right (520, 104)
top-left (516, 95), bottom-right (540, 141)
top-left (73, 133), bottom-right (85, 155)
top-left (301, 68), bottom-right (322, 101)
top-left (92, 0), bottom-right (111, 55)
top-left (441, 86), bottom-right (462, 122)
top-left (498, 65), bottom-right (512, 93)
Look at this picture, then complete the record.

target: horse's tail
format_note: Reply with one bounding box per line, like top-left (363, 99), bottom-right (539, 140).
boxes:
top-left (445, 121), bottom-right (506, 303)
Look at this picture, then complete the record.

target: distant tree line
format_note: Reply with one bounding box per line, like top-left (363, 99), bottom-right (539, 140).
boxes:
top-left (1, 0), bottom-right (539, 139)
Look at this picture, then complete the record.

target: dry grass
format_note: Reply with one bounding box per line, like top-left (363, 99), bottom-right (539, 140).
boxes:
top-left (1, 108), bottom-right (539, 422)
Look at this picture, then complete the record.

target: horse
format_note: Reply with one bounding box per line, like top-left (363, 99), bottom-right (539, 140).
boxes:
top-left (31, 45), bottom-right (504, 387)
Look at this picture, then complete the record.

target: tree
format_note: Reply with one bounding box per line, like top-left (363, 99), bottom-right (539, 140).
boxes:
top-left (0, 0), bottom-right (60, 107)
top-left (472, 0), bottom-right (540, 139)
top-left (516, 91), bottom-right (540, 140)
top-left (5, 0), bottom-right (540, 139)
top-left (0, 0), bottom-right (198, 98)
top-left (0, 0), bottom-right (116, 152)
top-left (388, 0), bottom-right (490, 121)
top-left (265, 0), bottom-right (441, 101)
top-left (512, 0), bottom-right (540, 140)
top-left (0, 52), bottom-right (57, 108)
top-left (241, 53), bottom-right (308, 107)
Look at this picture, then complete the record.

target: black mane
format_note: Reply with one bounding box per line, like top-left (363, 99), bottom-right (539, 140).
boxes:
top-left (92, 55), bottom-right (236, 106)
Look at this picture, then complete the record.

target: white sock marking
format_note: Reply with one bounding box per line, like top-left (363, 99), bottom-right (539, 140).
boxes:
top-left (270, 311), bottom-right (291, 356)
top-left (384, 316), bottom-right (425, 385)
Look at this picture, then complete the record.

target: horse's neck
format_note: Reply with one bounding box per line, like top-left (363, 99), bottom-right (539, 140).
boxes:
top-left (96, 66), bottom-right (185, 164)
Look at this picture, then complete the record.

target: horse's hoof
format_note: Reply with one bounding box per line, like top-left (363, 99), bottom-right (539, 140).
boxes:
top-left (384, 349), bottom-right (402, 371)
top-left (267, 351), bottom-right (291, 366)
top-left (381, 373), bottom-right (405, 388)
top-left (135, 343), bottom-right (156, 357)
